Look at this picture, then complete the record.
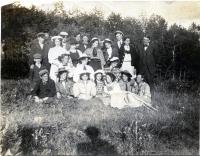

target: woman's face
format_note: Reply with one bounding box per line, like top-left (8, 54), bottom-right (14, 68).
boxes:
top-left (70, 44), bottom-right (76, 49)
top-left (62, 56), bottom-right (69, 65)
top-left (81, 74), bottom-right (89, 81)
top-left (96, 73), bottom-right (102, 81)
top-left (136, 75), bottom-right (143, 83)
top-left (124, 38), bottom-right (130, 45)
top-left (106, 75), bottom-right (112, 84)
top-left (122, 74), bottom-right (128, 82)
top-left (55, 39), bottom-right (61, 46)
top-left (105, 43), bottom-right (111, 49)
top-left (92, 41), bottom-right (99, 48)
top-left (81, 58), bottom-right (88, 65)
top-left (60, 72), bottom-right (67, 81)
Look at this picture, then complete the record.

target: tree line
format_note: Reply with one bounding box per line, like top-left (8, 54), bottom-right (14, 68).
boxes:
top-left (1, 2), bottom-right (200, 82)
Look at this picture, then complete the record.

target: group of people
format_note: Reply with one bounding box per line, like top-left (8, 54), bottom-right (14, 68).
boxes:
top-left (29, 30), bottom-right (156, 109)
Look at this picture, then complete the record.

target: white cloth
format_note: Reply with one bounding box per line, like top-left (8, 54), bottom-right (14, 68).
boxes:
top-left (107, 48), bottom-right (112, 59)
top-left (73, 80), bottom-right (96, 100)
top-left (73, 64), bottom-right (94, 82)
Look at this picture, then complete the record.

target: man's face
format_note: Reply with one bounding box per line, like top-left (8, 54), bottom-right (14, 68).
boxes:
top-left (82, 36), bottom-right (88, 43)
top-left (34, 58), bottom-right (41, 63)
top-left (41, 73), bottom-right (48, 82)
top-left (38, 37), bottom-right (45, 43)
top-left (143, 38), bottom-right (150, 46)
top-left (116, 33), bottom-right (122, 41)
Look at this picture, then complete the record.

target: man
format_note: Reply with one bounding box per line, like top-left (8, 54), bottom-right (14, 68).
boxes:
top-left (29, 32), bottom-right (50, 70)
top-left (31, 69), bottom-right (56, 103)
top-left (113, 30), bottom-right (124, 51)
top-left (77, 34), bottom-right (90, 53)
top-left (138, 36), bottom-right (156, 87)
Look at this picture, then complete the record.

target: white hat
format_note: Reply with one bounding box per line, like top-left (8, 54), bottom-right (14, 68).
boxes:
top-left (60, 32), bottom-right (68, 36)
top-left (90, 37), bottom-right (99, 43)
top-left (51, 36), bottom-right (63, 41)
top-left (110, 57), bottom-right (119, 62)
top-left (78, 53), bottom-right (90, 60)
top-left (94, 69), bottom-right (105, 75)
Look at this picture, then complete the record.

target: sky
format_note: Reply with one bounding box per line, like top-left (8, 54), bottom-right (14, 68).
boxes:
top-left (1, 0), bottom-right (200, 28)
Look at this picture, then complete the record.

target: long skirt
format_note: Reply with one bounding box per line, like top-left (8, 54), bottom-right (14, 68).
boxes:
top-left (88, 58), bottom-right (101, 71)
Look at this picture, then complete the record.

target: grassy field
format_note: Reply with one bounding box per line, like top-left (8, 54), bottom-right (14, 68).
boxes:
top-left (0, 79), bottom-right (199, 155)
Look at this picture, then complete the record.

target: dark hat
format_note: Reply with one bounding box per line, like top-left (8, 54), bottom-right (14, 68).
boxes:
top-left (114, 30), bottom-right (124, 36)
top-left (37, 32), bottom-right (45, 38)
top-left (121, 70), bottom-right (132, 78)
top-left (33, 53), bottom-right (42, 59)
top-left (105, 72), bottom-right (116, 82)
top-left (39, 69), bottom-right (48, 77)
top-left (103, 38), bottom-right (112, 45)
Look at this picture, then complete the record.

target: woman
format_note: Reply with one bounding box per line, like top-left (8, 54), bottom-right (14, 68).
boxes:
top-left (73, 69), bottom-right (96, 100)
top-left (85, 37), bottom-right (106, 71)
top-left (94, 70), bottom-right (105, 96)
top-left (73, 53), bottom-right (94, 82)
top-left (56, 68), bottom-right (74, 99)
top-left (102, 38), bottom-right (119, 67)
top-left (48, 36), bottom-right (69, 82)
top-left (69, 37), bottom-right (82, 67)
top-left (119, 37), bottom-right (139, 78)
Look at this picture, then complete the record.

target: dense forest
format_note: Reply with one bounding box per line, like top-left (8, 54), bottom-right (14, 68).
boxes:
top-left (1, 2), bottom-right (200, 82)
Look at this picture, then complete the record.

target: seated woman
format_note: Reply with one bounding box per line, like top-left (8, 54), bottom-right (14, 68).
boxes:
top-left (73, 69), bottom-right (96, 100)
top-left (31, 69), bottom-right (56, 103)
top-left (118, 70), bottom-right (132, 91)
top-left (73, 53), bottom-right (94, 82)
top-left (85, 37), bottom-right (106, 71)
top-left (29, 53), bottom-right (46, 89)
top-left (94, 70), bottom-right (105, 97)
top-left (56, 68), bottom-right (74, 99)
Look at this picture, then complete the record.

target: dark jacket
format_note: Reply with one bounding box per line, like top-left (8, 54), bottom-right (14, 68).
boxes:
top-left (118, 43), bottom-right (140, 71)
top-left (29, 65), bottom-right (47, 82)
top-left (31, 78), bottom-right (56, 98)
top-left (77, 43), bottom-right (89, 53)
top-left (29, 39), bottom-right (50, 68)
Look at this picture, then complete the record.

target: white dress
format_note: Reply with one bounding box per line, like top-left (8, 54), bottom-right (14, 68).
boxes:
top-left (120, 45), bottom-right (136, 78)
top-left (48, 46), bottom-right (69, 82)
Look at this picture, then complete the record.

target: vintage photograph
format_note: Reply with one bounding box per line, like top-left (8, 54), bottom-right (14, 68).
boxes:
top-left (1, 0), bottom-right (200, 155)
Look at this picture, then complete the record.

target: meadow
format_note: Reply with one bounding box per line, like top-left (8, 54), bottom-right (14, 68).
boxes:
top-left (0, 79), bottom-right (199, 155)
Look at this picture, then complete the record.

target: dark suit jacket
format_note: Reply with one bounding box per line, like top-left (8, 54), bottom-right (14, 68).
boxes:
top-left (103, 47), bottom-right (119, 62)
top-left (29, 39), bottom-right (50, 67)
top-left (118, 43), bottom-right (140, 71)
top-left (113, 40), bottom-right (123, 52)
top-left (138, 42), bottom-right (156, 84)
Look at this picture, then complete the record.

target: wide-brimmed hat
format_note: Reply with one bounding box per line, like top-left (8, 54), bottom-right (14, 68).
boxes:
top-left (33, 53), bottom-right (42, 59)
top-left (94, 69), bottom-right (105, 76)
top-left (39, 69), bottom-right (48, 77)
top-left (79, 69), bottom-right (91, 78)
top-left (78, 53), bottom-right (90, 60)
top-left (110, 57), bottom-right (119, 63)
top-left (121, 70), bottom-right (132, 78)
top-left (103, 38), bottom-right (112, 45)
top-left (90, 37), bottom-right (99, 44)
top-left (114, 30), bottom-right (124, 36)
top-left (60, 32), bottom-right (68, 36)
top-left (37, 32), bottom-right (46, 38)
top-left (51, 36), bottom-right (63, 42)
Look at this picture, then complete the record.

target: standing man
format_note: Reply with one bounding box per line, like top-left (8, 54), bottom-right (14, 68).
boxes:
top-left (138, 36), bottom-right (156, 87)
top-left (29, 32), bottom-right (50, 71)
top-left (114, 30), bottom-right (124, 51)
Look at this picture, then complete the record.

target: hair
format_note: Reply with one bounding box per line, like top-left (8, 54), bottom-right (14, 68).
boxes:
top-left (57, 70), bottom-right (68, 82)
top-left (123, 36), bottom-right (131, 42)
top-left (106, 73), bottom-right (116, 82)
top-left (90, 39), bottom-right (99, 47)
top-left (58, 54), bottom-right (69, 62)
top-left (80, 73), bottom-right (90, 80)
top-left (121, 73), bottom-right (131, 82)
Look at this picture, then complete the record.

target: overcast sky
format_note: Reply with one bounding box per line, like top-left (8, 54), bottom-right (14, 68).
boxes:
top-left (1, 0), bottom-right (200, 28)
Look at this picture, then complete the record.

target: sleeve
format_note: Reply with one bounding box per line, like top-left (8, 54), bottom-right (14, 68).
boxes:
top-left (90, 82), bottom-right (97, 97)
top-left (49, 80), bottom-right (56, 97)
top-left (73, 83), bottom-right (80, 98)
top-left (48, 48), bottom-right (53, 64)
top-left (31, 81), bottom-right (40, 96)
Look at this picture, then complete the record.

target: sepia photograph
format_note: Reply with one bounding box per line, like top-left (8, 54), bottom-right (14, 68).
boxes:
top-left (1, 0), bottom-right (200, 155)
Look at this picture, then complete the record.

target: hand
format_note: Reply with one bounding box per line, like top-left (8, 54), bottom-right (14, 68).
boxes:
top-left (30, 64), bottom-right (34, 69)
top-left (57, 93), bottom-right (61, 99)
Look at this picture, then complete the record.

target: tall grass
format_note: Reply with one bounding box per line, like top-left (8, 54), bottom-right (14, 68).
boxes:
top-left (0, 79), bottom-right (199, 155)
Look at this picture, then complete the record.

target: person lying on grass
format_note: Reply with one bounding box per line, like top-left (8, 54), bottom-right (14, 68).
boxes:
top-left (29, 53), bottom-right (47, 89)
top-left (31, 69), bottom-right (56, 103)
top-left (73, 69), bottom-right (96, 100)
top-left (56, 68), bottom-right (74, 99)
